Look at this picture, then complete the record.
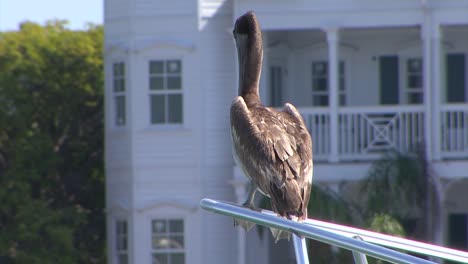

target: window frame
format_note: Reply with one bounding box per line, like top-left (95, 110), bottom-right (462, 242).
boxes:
top-left (111, 61), bottom-right (127, 128)
top-left (150, 218), bottom-right (186, 264)
top-left (148, 58), bottom-right (184, 128)
top-left (114, 218), bottom-right (129, 264)
top-left (402, 57), bottom-right (424, 105)
top-left (310, 60), bottom-right (347, 107)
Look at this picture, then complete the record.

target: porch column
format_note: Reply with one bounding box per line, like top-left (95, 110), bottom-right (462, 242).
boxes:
top-left (326, 28), bottom-right (340, 162)
top-left (422, 11), bottom-right (433, 160)
top-left (229, 168), bottom-right (248, 264)
top-left (431, 24), bottom-right (442, 160)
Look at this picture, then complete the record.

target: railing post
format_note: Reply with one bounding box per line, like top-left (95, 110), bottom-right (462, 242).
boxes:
top-left (352, 236), bottom-right (369, 264)
top-left (292, 234), bottom-right (310, 264)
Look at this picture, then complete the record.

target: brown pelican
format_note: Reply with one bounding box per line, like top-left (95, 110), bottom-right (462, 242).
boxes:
top-left (230, 11), bottom-right (313, 241)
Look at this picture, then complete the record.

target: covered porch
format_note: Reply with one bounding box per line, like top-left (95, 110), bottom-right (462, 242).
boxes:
top-left (260, 25), bottom-right (468, 162)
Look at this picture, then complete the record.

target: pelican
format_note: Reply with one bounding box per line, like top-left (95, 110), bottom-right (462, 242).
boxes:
top-left (230, 11), bottom-right (313, 241)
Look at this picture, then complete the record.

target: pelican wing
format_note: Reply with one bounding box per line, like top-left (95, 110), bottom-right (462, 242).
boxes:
top-left (230, 97), bottom-right (313, 219)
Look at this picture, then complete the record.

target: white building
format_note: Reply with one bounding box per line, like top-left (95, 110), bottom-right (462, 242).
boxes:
top-left (104, 0), bottom-right (468, 263)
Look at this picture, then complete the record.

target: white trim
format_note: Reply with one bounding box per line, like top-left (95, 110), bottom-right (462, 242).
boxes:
top-left (105, 39), bottom-right (195, 55)
top-left (106, 201), bottom-right (131, 214)
top-left (134, 38), bottom-right (195, 54)
top-left (105, 41), bottom-right (130, 55)
top-left (137, 199), bottom-right (199, 213)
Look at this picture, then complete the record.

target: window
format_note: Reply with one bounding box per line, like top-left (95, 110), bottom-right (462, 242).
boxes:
top-left (311, 61), bottom-right (346, 106)
top-left (151, 219), bottom-right (185, 264)
top-left (116, 220), bottom-right (128, 264)
top-left (112, 62), bottom-right (126, 126)
top-left (149, 60), bottom-right (183, 125)
top-left (270, 66), bottom-right (283, 107)
top-left (405, 58), bottom-right (423, 104)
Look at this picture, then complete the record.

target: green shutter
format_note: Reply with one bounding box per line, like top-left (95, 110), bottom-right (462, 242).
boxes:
top-left (446, 53), bottom-right (466, 103)
top-left (379, 56), bottom-right (399, 105)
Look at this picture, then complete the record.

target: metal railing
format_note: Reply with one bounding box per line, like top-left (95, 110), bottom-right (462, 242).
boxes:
top-left (200, 198), bottom-right (468, 264)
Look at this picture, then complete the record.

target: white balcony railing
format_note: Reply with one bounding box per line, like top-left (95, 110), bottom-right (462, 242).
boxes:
top-left (300, 107), bottom-right (330, 161)
top-left (300, 104), bottom-right (467, 162)
top-left (440, 104), bottom-right (468, 158)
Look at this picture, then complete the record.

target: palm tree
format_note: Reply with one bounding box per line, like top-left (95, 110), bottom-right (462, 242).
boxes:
top-left (360, 145), bottom-right (439, 242)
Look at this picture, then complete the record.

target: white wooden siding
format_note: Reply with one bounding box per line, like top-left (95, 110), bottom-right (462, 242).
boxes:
top-left (199, 15), bottom-right (237, 167)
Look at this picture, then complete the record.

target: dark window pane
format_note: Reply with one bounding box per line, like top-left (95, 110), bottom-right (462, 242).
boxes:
top-left (151, 95), bottom-right (165, 124)
top-left (339, 77), bottom-right (345, 91)
top-left (171, 253), bottom-right (185, 264)
top-left (150, 77), bottom-right (164, 90)
top-left (407, 59), bottom-right (422, 73)
top-left (313, 62), bottom-right (327, 75)
top-left (115, 95), bottom-right (126, 126)
top-left (152, 220), bottom-right (167, 233)
top-left (170, 235), bottom-right (184, 249)
top-left (313, 77), bottom-right (328, 91)
top-left (339, 61), bottom-right (345, 75)
top-left (168, 94), bottom-right (183, 124)
top-left (169, 220), bottom-right (184, 233)
top-left (119, 63), bottom-right (125, 76)
top-left (122, 221), bottom-right (127, 233)
top-left (407, 92), bottom-right (423, 104)
top-left (408, 75), bottom-right (422, 88)
top-left (113, 63), bottom-right (119, 76)
top-left (150, 61), bottom-right (164, 74)
top-left (153, 253), bottom-right (168, 264)
top-left (117, 235), bottom-right (126, 250)
top-left (118, 254), bottom-right (128, 264)
top-left (167, 60), bottom-right (181, 73)
top-left (113, 63), bottom-right (122, 76)
top-left (114, 78), bottom-right (124, 92)
top-left (313, 95), bottom-right (328, 106)
top-left (167, 77), bottom-right (181, 90)
top-left (270, 66), bottom-right (283, 107)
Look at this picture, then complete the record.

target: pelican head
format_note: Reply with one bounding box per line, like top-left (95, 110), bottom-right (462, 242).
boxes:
top-left (233, 11), bottom-right (263, 98)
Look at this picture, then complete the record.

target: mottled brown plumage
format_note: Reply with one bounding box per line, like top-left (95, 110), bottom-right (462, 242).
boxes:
top-left (230, 11), bottom-right (313, 241)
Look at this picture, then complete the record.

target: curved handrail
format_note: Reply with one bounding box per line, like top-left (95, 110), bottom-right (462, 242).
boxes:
top-left (200, 198), bottom-right (468, 264)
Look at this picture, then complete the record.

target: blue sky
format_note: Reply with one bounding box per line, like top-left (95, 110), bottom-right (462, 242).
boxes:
top-left (0, 0), bottom-right (103, 31)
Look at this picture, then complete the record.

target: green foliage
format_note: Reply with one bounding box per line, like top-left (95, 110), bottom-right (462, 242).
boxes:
top-left (368, 213), bottom-right (405, 237)
top-left (0, 21), bottom-right (104, 263)
top-left (361, 150), bottom-right (426, 220)
top-left (360, 148), bottom-right (436, 244)
top-left (365, 214), bottom-right (407, 264)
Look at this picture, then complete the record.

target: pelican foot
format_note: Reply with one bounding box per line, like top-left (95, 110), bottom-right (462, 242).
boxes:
top-left (233, 218), bottom-right (255, 231)
top-left (270, 228), bottom-right (291, 243)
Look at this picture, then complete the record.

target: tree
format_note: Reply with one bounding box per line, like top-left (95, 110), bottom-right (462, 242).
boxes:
top-left (360, 147), bottom-right (437, 241)
top-left (0, 21), bottom-right (104, 263)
